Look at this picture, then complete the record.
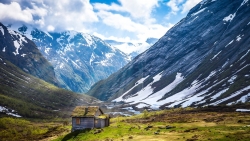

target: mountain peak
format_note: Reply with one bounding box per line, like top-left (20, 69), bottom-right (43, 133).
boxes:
top-left (0, 23), bottom-right (59, 86)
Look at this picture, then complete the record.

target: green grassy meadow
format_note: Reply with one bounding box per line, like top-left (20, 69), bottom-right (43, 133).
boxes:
top-left (52, 107), bottom-right (250, 141)
top-left (1, 107), bottom-right (250, 141)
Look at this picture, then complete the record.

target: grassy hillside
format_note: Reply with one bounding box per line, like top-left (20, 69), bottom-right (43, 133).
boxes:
top-left (0, 117), bottom-right (72, 141)
top-left (0, 57), bottom-right (97, 118)
top-left (54, 106), bottom-right (250, 141)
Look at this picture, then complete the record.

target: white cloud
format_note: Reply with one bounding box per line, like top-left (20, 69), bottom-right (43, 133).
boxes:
top-left (93, 3), bottom-right (124, 12)
top-left (164, 0), bottom-right (185, 20)
top-left (25, 2), bottom-right (47, 17)
top-left (93, 32), bottom-right (132, 42)
top-left (41, 0), bottom-right (98, 32)
top-left (0, 0), bottom-right (98, 32)
top-left (47, 25), bottom-right (55, 31)
top-left (0, 2), bottom-right (33, 23)
top-left (118, 0), bottom-right (159, 20)
top-left (182, 0), bottom-right (202, 13)
top-left (94, 0), bottom-right (159, 22)
top-left (97, 11), bottom-right (147, 33)
top-left (114, 42), bottom-right (150, 54)
top-left (93, 0), bottom-right (174, 44)
top-left (94, 32), bottom-right (147, 54)
top-left (0, 0), bottom-right (179, 54)
top-left (96, 10), bottom-right (172, 42)
top-left (167, 0), bottom-right (181, 12)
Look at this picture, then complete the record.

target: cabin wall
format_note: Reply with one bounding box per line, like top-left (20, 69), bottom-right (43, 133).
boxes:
top-left (72, 117), bottom-right (94, 131)
top-left (105, 118), bottom-right (110, 127)
top-left (95, 119), bottom-right (105, 128)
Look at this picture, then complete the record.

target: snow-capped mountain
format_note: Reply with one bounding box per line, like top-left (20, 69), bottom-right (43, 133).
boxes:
top-left (0, 23), bottom-right (59, 86)
top-left (87, 0), bottom-right (250, 109)
top-left (7, 24), bottom-right (131, 93)
top-left (105, 38), bottom-right (158, 59)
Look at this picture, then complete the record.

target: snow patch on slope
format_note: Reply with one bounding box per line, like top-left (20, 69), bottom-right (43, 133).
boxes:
top-left (0, 26), bottom-right (4, 35)
top-left (140, 73), bottom-right (184, 109)
top-left (211, 88), bottom-right (229, 100)
top-left (45, 47), bottom-right (51, 55)
top-left (67, 31), bottom-right (78, 41)
top-left (163, 80), bottom-right (201, 105)
top-left (228, 75), bottom-right (237, 84)
top-left (236, 35), bottom-right (243, 41)
top-left (0, 106), bottom-right (21, 117)
top-left (210, 86), bottom-right (250, 105)
top-left (82, 33), bottom-right (94, 46)
top-left (8, 29), bottom-right (28, 56)
top-left (13, 41), bottom-right (21, 55)
top-left (240, 49), bottom-right (250, 60)
top-left (211, 51), bottom-right (221, 60)
top-left (45, 31), bottom-right (53, 39)
top-left (225, 40), bottom-right (234, 47)
top-left (105, 53), bottom-right (114, 59)
top-left (154, 71), bottom-right (218, 108)
top-left (191, 8), bottom-right (207, 17)
top-left (236, 109), bottom-right (250, 112)
top-left (236, 93), bottom-right (250, 103)
top-left (223, 13), bottom-right (236, 22)
top-left (136, 103), bottom-right (149, 108)
top-left (241, 0), bottom-right (249, 7)
top-left (2, 47), bottom-right (6, 52)
top-left (113, 73), bottom-right (159, 102)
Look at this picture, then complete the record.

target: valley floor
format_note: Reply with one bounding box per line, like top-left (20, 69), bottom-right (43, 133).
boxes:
top-left (1, 106), bottom-right (250, 141)
top-left (53, 106), bottom-right (250, 141)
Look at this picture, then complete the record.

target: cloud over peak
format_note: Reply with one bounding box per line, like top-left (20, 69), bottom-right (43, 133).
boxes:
top-left (0, 0), bottom-right (203, 54)
top-left (0, 2), bottom-right (33, 23)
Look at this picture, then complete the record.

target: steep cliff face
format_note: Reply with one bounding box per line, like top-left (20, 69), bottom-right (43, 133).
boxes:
top-left (0, 23), bottom-right (58, 86)
top-left (88, 0), bottom-right (250, 109)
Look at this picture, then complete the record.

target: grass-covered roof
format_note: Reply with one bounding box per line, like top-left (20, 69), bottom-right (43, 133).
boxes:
top-left (71, 106), bottom-right (102, 117)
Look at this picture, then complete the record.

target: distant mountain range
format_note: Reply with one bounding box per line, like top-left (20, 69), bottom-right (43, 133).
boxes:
top-left (87, 0), bottom-right (250, 109)
top-left (105, 38), bottom-right (158, 59)
top-left (7, 24), bottom-right (131, 93)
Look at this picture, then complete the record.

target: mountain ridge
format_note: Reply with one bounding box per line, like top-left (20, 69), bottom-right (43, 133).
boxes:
top-left (87, 0), bottom-right (250, 109)
top-left (0, 47), bottom-right (97, 118)
top-left (0, 23), bottom-right (59, 86)
top-left (6, 24), bottom-right (131, 93)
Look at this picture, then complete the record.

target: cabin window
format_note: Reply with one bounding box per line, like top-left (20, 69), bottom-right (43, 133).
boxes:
top-left (76, 118), bottom-right (80, 125)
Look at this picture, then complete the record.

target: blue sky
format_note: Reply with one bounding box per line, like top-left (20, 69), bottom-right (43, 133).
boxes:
top-left (0, 0), bottom-right (202, 53)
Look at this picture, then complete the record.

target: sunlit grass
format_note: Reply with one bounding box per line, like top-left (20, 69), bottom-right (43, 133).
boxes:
top-left (53, 108), bottom-right (250, 141)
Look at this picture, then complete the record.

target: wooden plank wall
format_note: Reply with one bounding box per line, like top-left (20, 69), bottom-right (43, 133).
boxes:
top-left (72, 117), bottom-right (94, 130)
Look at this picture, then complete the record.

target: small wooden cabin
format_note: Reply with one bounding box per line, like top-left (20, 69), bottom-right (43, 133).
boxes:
top-left (71, 106), bottom-right (110, 131)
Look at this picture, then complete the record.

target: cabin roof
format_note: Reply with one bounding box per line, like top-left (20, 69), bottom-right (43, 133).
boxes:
top-left (71, 106), bottom-right (103, 117)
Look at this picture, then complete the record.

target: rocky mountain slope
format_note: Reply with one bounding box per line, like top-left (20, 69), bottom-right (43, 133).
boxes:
top-left (0, 49), bottom-right (97, 119)
top-left (9, 25), bottom-right (131, 93)
top-left (0, 23), bottom-right (58, 86)
top-left (87, 0), bottom-right (250, 109)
